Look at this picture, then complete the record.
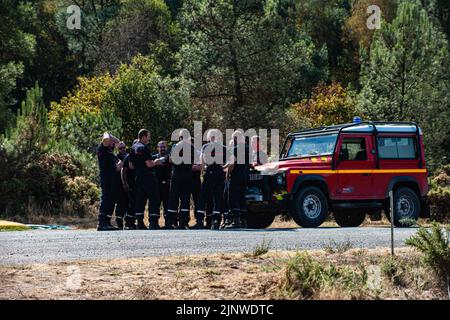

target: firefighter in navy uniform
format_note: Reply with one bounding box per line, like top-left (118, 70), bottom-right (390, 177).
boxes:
top-left (152, 141), bottom-right (172, 228)
top-left (167, 130), bottom-right (195, 229)
top-left (224, 131), bottom-right (251, 229)
top-left (131, 129), bottom-right (163, 230)
top-left (193, 129), bottom-right (227, 230)
top-left (221, 139), bottom-right (235, 229)
top-left (113, 142), bottom-right (129, 230)
top-left (121, 140), bottom-right (138, 230)
top-left (97, 133), bottom-right (121, 231)
top-left (191, 137), bottom-right (202, 227)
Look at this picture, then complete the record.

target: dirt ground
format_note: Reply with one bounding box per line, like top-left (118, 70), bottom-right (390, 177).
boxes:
top-left (0, 247), bottom-right (446, 300)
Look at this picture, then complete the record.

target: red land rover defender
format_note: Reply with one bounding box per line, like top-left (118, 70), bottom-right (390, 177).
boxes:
top-left (246, 121), bottom-right (429, 228)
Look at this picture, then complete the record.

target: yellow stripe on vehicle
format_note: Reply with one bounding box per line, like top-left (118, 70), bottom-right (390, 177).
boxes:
top-left (372, 169), bottom-right (427, 173)
top-left (290, 169), bottom-right (427, 175)
top-left (290, 170), bottom-right (336, 174)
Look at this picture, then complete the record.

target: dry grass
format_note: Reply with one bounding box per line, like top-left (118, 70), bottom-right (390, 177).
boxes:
top-left (0, 248), bottom-right (447, 300)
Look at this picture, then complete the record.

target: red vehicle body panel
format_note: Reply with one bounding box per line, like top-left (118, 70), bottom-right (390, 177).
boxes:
top-left (256, 131), bottom-right (428, 202)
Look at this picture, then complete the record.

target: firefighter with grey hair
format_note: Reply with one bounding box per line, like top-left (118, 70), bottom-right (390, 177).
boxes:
top-left (193, 129), bottom-right (227, 229)
top-left (97, 132), bottom-right (121, 231)
top-left (167, 129), bottom-right (195, 229)
top-left (223, 130), bottom-right (251, 228)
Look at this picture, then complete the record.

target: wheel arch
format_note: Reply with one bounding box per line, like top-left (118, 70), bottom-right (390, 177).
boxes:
top-left (291, 175), bottom-right (330, 199)
top-left (385, 176), bottom-right (421, 198)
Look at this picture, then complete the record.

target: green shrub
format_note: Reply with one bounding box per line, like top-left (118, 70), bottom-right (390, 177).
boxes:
top-left (48, 75), bottom-right (114, 129)
top-left (0, 83), bottom-right (100, 220)
top-left (428, 165), bottom-right (450, 222)
top-left (63, 176), bottom-right (99, 216)
top-left (406, 223), bottom-right (450, 294)
top-left (323, 240), bottom-right (354, 254)
top-left (49, 140), bottom-right (99, 183)
top-left (428, 187), bottom-right (450, 222)
top-left (57, 109), bottom-right (122, 154)
top-left (20, 153), bottom-right (94, 215)
top-left (281, 252), bottom-right (368, 299)
top-left (0, 147), bottom-right (99, 218)
top-left (432, 172), bottom-right (450, 188)
top-left (253, 239), bottom-right (271, 257)
top-left (380, 256), bottom-right (407, 286)
top-left (105, 55), bottom-right (191, 143)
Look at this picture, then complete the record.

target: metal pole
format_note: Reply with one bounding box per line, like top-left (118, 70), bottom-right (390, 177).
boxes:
top-left (389, 190), bottom-right (394, 256)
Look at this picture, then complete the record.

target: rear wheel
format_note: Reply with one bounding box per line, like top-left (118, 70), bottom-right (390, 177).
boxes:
top-left (333, 210), bottom-right (366, 227)
top-left (385, 187), bottom-right (420, 227)
top-left (291, 186), bottom-right (328, 228)
top-left (246, 210), bottom-right (276, 229)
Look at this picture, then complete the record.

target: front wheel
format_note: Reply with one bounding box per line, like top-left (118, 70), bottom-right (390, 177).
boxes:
top-left (333, 210), bottom-right (366, 227)
top-left (291, 186), bottom-right (328, 228)
top-left (246, 210), bottom-right (276, 229)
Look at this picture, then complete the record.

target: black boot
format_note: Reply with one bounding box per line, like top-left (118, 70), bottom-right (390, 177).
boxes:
top-left (240, 214), bottom-right (247, 229)
top-left (220, 214), bottom-right (232, 229)
top-left (136, 217), bottom-right (148, 230)
top-left (97, 216), bottom-right (119, 231)
top-left (226, 212), bottom-right (241, 229)
top-left (211, 219), bottom-right (220, 230)
top-left (191, 220), bottom-right (205, 229)
top-left (116, 218), bottom-right (124, 230)
top-left (163, 220), bottom-right (176, 229)
top-left (124, 216), bottom-right (136, 230)
top-left (178, 212), bottom-right (189, 230)
top-left (205, 214), bottom-right (212, 229)
top-left (148, 216), bottom-right (160, 230)
top-left (230, 216), bottom-right (241, 229)
top-left (164, 213), bottom-right (176, 229)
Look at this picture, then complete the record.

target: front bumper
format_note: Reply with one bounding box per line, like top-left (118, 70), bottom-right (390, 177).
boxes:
top-left (246, 169), bottom-right (293, 213)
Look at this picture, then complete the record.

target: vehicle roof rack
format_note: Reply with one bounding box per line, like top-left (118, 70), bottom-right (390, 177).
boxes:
top-left (288, 121), bottom-right (421, 136)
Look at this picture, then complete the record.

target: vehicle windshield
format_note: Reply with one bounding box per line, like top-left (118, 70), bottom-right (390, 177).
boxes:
top-left (283, 134), bottom-right (338, 158)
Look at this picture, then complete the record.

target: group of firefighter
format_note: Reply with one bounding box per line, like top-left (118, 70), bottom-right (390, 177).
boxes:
top-left (97, 128), bottom-right (268, 231)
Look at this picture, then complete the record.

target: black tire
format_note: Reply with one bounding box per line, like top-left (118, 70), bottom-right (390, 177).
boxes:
top-left (246, 210), bottom-right (276, 229)
top-left (291, 186), bottom-right (328, 228)
top-left (333, 210), bottom-right (366, 227)
top-left (385, 187), bottom-right (420, 227)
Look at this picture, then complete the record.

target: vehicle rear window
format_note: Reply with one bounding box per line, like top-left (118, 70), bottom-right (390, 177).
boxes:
top-left (377, 137), bottom-right (417, 159)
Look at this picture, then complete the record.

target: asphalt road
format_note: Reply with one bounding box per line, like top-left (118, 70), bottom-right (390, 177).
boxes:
top-left (0, 227), bottom-right (418, 265)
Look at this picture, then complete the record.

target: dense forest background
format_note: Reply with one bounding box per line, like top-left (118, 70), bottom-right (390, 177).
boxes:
top-left (0, 0), bottom-right (449, 221)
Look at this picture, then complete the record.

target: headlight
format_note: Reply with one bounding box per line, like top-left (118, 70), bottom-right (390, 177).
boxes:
top-left (276, 174), bottom-right (284, 186)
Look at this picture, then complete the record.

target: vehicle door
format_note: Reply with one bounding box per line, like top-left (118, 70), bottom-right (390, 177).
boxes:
top-left (335, 134), bottom-right (374, 199)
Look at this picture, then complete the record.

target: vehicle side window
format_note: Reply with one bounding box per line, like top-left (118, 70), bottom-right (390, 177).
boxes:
top-left (377, 137), bottom-right (417, 159)
top-left (339, 137), bottom-right (367, 161)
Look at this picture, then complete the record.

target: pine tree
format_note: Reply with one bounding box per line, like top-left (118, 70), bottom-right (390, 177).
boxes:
top-left (178, 0), bottom-right (328, 130)
top-left (358, 1), bottom-right (450, 165)
top-left (10, 82), bottom-right (49, 153)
